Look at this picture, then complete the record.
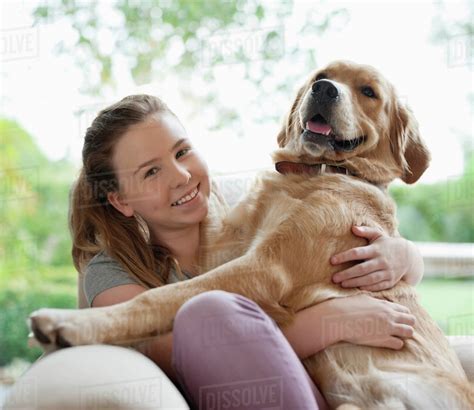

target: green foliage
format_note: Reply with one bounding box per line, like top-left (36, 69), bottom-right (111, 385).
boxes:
top-left (391, 152), bottom-right (474, 242)
top-left (0, 119), bottom-right (79, 365)
top-left (31, 1), bottom-right (345, 133)
top-left (431, 0), bottom-right (473, 43)
top-left (0, 119), bottom-right (47, 170)
top-left (1, 119), bottom-right (77, 276)
top-left (33, 0), bottom-right (277, 92)
top-left (0, 266), bottom-right (76, 366)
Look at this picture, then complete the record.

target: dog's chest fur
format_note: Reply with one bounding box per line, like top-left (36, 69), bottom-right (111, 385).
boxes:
top-left (200, 171), bottom-right (398, 274)
top-left (230, 171), bottom-right (396, 243)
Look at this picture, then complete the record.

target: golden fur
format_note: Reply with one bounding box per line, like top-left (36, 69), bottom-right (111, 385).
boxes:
top-left (30, 61), bottom-right (472, 409)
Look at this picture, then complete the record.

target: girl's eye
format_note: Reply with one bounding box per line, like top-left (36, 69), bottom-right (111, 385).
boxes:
top-left (144, 166), bottom-right (159, 179)
top-left (176, 147), bottom-right (191, 159)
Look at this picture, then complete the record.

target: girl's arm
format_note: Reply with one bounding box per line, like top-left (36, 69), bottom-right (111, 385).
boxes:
top-left (92, 285), bottom-right (179, 383)
top-left (330, 226), bottom-right (425, 291)
top-left (282, 294), bottom-right (416, 359)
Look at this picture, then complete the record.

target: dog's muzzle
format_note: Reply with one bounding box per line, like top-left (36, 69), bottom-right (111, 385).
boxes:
top-left (300, 79), bottom-right (365, 153)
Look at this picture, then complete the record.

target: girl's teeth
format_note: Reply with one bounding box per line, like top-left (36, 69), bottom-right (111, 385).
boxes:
top-left (173, 187), bottom-right (198, 206)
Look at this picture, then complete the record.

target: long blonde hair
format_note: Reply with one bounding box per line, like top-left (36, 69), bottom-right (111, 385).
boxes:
top-left (69, 94), bottom-right (182, 288)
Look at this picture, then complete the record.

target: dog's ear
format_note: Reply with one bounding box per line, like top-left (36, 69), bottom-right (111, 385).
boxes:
top-left (277, 84), bottom-right (306, 148)
top-left (391, 100), bottom-right (431, 184)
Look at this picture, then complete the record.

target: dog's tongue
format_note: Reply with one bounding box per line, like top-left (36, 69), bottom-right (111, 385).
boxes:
top-left (306, 120), bottom-right (332, 135)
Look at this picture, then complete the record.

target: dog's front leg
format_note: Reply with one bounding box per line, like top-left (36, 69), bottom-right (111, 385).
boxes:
top-left (29, 254), bottom-right (291, 350)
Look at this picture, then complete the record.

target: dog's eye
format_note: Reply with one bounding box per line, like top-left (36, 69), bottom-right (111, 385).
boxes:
top-left (361, 86), bottom-right (377, 98)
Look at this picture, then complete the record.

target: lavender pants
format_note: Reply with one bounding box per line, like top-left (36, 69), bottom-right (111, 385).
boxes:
top-left (172, 290), bottom-right (328, 410)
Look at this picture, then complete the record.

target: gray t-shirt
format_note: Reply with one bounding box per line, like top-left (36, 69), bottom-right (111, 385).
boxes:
top-left (84, 250), bottom-right (193, 307)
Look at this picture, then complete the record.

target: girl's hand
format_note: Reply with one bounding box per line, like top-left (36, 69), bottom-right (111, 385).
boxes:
top-left (329, 294), bottom-right (416, 350)
top-left (330, 226), bottom-right (424, 291)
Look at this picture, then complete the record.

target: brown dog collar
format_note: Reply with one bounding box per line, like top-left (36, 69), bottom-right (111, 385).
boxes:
top-left (275, 161), bottom-right (351, 176)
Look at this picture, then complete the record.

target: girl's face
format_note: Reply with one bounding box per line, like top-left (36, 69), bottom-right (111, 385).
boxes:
top-left (107, 112), bottom-right (211, 237)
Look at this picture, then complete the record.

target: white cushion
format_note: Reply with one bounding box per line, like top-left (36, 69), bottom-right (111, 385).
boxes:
top-left (3, 345), bottom-right (189, 410)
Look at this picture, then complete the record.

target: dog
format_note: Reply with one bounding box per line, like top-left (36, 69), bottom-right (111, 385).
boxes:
top-left (30, 61), bottom-right (473, 409)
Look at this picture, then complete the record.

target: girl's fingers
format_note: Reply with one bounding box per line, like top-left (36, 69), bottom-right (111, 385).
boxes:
top-left (382, 337), bottom-right (405, 350)
top-left (333, 260), bottom-right (381, 282)
top-left (386, 302), bottom-right (411, 315)
top-left (359, 280), bottom-right (393, 291)
top-left (392, 323), bottom-right (415, 338)
top-left (331, 245), bottom-right (377, 265)
top-left (351, 225), bottom-right (384, 242)
top-left (395, 312), bottom-right (416, 326)
top-left (339, 271), bottom-right (386, 288)
top-left (387, 337), bottom-right (405, 350)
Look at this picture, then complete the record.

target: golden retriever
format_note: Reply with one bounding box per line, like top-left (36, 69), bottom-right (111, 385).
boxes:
top-left (30, 61), bottom-right (473, 409)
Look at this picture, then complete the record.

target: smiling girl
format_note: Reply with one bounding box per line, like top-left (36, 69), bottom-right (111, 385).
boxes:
top-left (34, 95), bottom-right (424, 409)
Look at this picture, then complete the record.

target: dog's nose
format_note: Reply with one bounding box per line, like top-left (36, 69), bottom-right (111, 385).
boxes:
top-left (311, 80), bottom-right (339, 103)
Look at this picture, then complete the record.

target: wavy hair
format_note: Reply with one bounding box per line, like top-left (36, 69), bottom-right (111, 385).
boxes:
top-left (69, 95), bottom-right (183, 288)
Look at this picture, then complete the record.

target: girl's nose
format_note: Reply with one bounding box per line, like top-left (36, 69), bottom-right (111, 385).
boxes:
top-left (171, 164), bottom-right (191, 188)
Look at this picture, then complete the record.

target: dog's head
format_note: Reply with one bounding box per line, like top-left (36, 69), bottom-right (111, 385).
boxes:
top-left (275, 60), bottom-right (430, 185)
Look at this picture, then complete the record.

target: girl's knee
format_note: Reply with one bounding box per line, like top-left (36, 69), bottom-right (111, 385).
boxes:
top-left (174, 291), bottom-right (275, 353)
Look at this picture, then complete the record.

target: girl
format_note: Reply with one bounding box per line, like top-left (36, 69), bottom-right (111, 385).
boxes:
top-left (72, 94), bottom-right (421, 409)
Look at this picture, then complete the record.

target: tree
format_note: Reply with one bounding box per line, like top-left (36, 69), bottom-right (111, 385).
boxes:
top-left (431, 0), bottom-right (473, 42)
top-left (431, 0), bottom-right (473, 164)
top-left (33, 0), bottom-right (346, 131)
top-left (0, 119), bottom-right (76, 275)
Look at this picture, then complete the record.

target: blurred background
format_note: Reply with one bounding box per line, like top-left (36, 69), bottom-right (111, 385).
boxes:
top-left (0, 0), bottom-right (472, 388)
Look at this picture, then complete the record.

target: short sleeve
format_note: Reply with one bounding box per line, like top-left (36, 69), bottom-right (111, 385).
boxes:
top-left (84, 251), bottom-right (139, 307)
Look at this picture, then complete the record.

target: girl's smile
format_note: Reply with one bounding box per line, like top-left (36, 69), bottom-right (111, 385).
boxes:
top-left (171, 183), bottom-right (201, 207)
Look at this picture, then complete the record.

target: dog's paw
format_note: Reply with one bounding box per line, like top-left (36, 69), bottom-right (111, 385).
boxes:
top-left (28, 308), bottom-right (96, 350)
